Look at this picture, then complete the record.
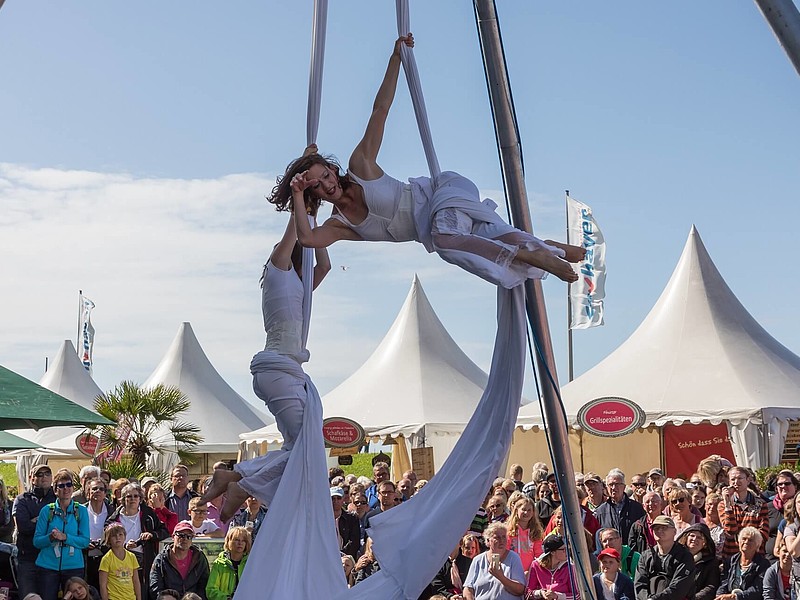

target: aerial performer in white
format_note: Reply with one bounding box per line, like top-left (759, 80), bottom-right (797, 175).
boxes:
top-left (199, 167), bottom-right (331, 521)
top-left (269, 34), bottom-right (585, 288)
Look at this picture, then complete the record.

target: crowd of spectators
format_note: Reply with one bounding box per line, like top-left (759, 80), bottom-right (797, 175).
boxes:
top-left (3, 454), bottom-right (800, 600)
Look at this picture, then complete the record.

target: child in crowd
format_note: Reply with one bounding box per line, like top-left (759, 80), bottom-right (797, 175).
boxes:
top-left (182, 497), bottom-right (223, 538)
top-left (99, 523), bottom-right (141, 600)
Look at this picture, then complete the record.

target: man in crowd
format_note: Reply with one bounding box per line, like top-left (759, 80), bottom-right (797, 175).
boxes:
top-left (166, 464), bottom-right (198, 521)
top-left (719, 466), bottom-right (769, 559)
top-left (365, 462), bottom-right (391, 509)
top-left (149, 521), bottom-right (210, 598)
top-left (630, 473), bottom-right (648, 504)
top-left (402, 470), bottom-right (418, 489)
top-left (629, 491), bottom-right (664, 554)
top-left (583, 473), bottom-right (606, 511)
top-left (509, 464), bottom-right (525, 491)
top-left (599, 527), bottom-right (640, 580)
top-left (634, 515), bottom-right (694, 600)
top-left (396, 478), bottom-right (414, 502)
top-left (332, 486), bottom-right (360, 560)
top-left (12, 465), bottom-right (56, 599)
top-left (647, 468), bottom-right (665, 491)
top-left (595, 469), bottom-right (646, 542)
top-left (71, 465), bottom-right (100, 504)
top-left (365, 480), bottom-right (397, 530)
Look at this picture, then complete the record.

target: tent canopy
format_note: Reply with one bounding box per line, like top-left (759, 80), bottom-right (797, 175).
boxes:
top-left (0, 363), bottom-right (112, 430)
top-left (0, 431), bottom-right (41, 451)
top-left (145, 322), bottom-right (272, 454)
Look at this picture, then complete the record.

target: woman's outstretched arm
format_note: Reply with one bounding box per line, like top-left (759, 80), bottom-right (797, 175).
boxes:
top-left (349, 34), bottom-right (414, 179)
top-left (291, 171), bottom-right (362, 248)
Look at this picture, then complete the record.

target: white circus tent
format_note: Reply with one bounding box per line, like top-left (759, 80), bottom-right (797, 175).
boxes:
top-left (241, 275), bottom-right (510, 472)
top-left (145, 322), bottom-right (273, 467)
top-left (514, 226), bottom-right (800, 471)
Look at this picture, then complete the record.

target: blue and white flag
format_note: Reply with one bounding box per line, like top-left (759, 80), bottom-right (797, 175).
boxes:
top-left (567, 196), bottom-right (606, 329)
top-left (79, 295), bottom-right (96, 373)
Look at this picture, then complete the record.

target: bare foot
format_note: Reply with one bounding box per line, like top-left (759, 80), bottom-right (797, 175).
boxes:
top-left (198, 470), bottom-right (241, 506)
top-left (220, 481), bottom-right (250, 522)
top-left (544, 240), bottom-right (586, 263)
top-left (518, 248), bottom-right (578, 283)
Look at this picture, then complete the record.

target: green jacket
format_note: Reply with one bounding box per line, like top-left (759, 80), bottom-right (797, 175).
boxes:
top-left (206, 550), bottom-right (248, 600)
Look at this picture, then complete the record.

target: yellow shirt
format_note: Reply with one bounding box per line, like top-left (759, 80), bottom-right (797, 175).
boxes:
top-left (99, 549), bottom-right (139, 600)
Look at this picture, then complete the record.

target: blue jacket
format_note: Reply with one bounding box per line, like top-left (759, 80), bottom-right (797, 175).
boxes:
top-left (594, 571), bottom-right (635, 600)
top-left (33, 500), bottom-right (90, 571)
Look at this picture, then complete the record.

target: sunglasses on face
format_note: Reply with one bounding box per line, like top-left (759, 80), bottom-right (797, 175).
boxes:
top-left (91, 488), bottom-right (106, 493)
top-left (353, 501), bottom-right (367, 506)
top-left (56, 482), bottom-right (74, 489)
top-left (671, 497), bottom-right (686, 504)
top-left (125, 495), bottom-right (140, 500)
top-left (174, 532), bottom-right (194, 540)
top-left (632, 482), bottom-right (646, 487)
top-left (777, 482), bottom-right (794, 488)
top-left (34, 472), bottom-right (51, 478)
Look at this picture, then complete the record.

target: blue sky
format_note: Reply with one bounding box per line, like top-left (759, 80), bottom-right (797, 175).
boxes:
top-left (1, 1), bottom-right (798, 413)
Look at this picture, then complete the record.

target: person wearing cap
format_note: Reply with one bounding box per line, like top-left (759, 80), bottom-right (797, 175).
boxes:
top-left (647, 469), bottom-right (665, 492)
top-left (676, 523), bottom-right (720, 600)
top-left (12, 464), bottom-right (56, 599)
top-left (149, 521), bottom-right (210, 599)
top-left (598, 527), bottom-right (640, 581)
top-left (716, 526), bottom-right (769, 600)
top-left (462, 521), bottom-right (525, 599)
top-left (536, 473), bottom-right (561, 525)
top-left (331, 486), bottom-right (360, 560)
top-left (595, 469), bottom-right (646, 543)
top-left (584, 473), bottom-right (607, 512)
top-left (594, 547), bottom-right (635, 600)
top-left (140, 476), bottom-right (158, 496)
top-left (527, 534), bottom-right (579, 600)
top-left (634, 515), bottom-right (695, 600)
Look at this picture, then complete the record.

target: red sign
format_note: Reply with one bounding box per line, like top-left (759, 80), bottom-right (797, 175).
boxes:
top-left (322, 417), bottom-right (365, 449)
top-left (76, 433), bottom-right (100, 457)
top-left (577, 397), bottom-right (646, 437)
top-left (663, 422), bottom-right (734, 479)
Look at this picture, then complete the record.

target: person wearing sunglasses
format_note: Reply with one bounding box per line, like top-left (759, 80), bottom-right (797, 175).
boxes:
top-left (32, 468), bottom-right (90, 600)
top-left (12, 464), bottom-right (56, 598)
top-left (667, 488), bottom-right (704, 536)
top-left (105, 483), bottom-right (168, 590)
top-left (149, 522), bottom-right (209, 598)
top-left (84, 477), bottom-right (113, 589)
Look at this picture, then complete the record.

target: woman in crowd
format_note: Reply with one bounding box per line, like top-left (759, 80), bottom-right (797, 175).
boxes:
top-left (84, 477), bottom-right (112, 589)
top-left (206, 526), bottom-right (251, 600)
top-left (716, 527), bottom-right (770, 600)
top-left (105, 483), bottom-right (168, 588)
top-left (764, 540), bottom-right (792, 600)
top-left (774, 498), bottom-right (796, 561)
top-left (766, 470), bottom-right (798, 560)
top-left (506, 496), bottom-right (544, 579)
top-left (62, 576), bottom-right (100, 600)
top-left (667, 488), bottom-right (703, 535)
top-left (33, 469), bottom-right (90, 600)
top-left (690, 485), bottom-right (707, 518)
top-left (108, 478), bottom-right (129, 509)
top-left (486, 495), bottom-right (509, 524)
top-left (275, 34), bottom-right (584, 290)
top-left (147, 484), bottom-right (178, 535)
top-left (536, 483), bottom-right (550, 502)
top-left (526, 534), bottom-right (579, 600)
top-left (0, 477), bottom-right (13, 543)
top-left (697, 455), bottom-right (731, 491)
top-left (676, 523), bottom-right (719, 600)
top-left (703, 492), bottom-right (724, 554)
top-left (592, 547), bottom-right (634, 600)
top-left (462, 522), bottom-right (525, 599)
top-left (628, 491), bottom-right (663, 554)
top-left (449, 534), bottom-right (481, 598)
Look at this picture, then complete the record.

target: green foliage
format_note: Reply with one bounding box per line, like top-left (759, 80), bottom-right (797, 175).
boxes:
top-left (0, 463), bottom-right (18, 496)
top-left (93, 380), bottom-right (203, 467)
top-left (340, 452), bottom-right (389, 479)
top-left (756, 463), bottom-right (797, 490)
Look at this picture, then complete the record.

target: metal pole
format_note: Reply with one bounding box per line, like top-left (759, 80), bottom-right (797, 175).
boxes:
top-left (472, 2), bottom-right (594, 598)
top-left (754, 0), bottom-right (800, 77)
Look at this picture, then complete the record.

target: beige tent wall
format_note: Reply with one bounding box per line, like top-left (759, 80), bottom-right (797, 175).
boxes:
top-left (508, 427), bottom-right (661, 477)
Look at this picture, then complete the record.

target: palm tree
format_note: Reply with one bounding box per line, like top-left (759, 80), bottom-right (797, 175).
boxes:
top-left (93, 380), bottom-right (203, 470)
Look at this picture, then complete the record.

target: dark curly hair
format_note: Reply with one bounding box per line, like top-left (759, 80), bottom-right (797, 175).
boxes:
top-left (267, 153), bottom-right (350, 215)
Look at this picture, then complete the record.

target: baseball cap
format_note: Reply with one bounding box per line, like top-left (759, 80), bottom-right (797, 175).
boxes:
top-left (584, 473), bottom-right (603, 484)
top-left (538, 534), bottom-right (565, 560)
top-left (597, 548), bottom-right (621, 562)
top-left (546, 472), bottom-right (556, 482)
top-left (31, 465), bottom-right (51, 477)
top-left (330, 486), bottom-right (344, 498)
top-left (652, 515), bottom-right (676, 528)
top-left (648, 468), bottom-right (664, 477)
top-left (140, 476), bottom-right (157, 487)
top-left (173, 522), bottom-right (194, 535)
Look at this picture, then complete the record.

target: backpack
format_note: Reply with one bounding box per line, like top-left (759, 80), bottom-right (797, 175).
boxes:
top-left (45, 502), bottom-right (80, 530)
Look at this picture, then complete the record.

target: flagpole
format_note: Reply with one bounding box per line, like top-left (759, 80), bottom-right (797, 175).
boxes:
top-left (77, 289), bottom-right (83, 353)
top-left (566, 190), bottom-right (574, 382)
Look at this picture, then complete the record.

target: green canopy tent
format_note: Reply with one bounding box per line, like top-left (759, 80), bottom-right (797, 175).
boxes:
top-left (0, 365), bottom-right (113, 430)
top-left (0, 430), bottom-right (41, 451)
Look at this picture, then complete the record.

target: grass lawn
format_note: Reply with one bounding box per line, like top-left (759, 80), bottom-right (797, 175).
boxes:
top-left (337, 452), bottom-right (389, 479)
top-left (0, 462), bottom-right (19, 492)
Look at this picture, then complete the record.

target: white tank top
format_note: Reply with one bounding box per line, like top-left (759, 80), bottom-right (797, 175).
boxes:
top-left (330, 171), bottom-right (418, 242)
top-left (261, 260), bottom-right (305, 359)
